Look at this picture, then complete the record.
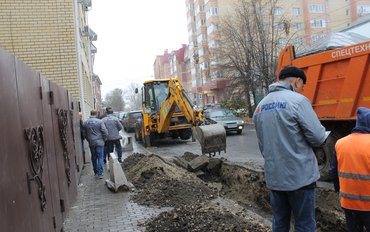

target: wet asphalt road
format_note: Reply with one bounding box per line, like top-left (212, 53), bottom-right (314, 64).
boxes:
top-left (123, 124), bottom-right (264, 169)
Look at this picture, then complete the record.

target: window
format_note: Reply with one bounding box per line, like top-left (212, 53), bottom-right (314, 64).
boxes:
top-left (309, 4), bottom-right (325, 13)
top-left (312, 34), bottom-right (326, 43)
top-left (195, 4), bottom-right (204, 14)
top-left (275, 22), bottom-right (285, 31)
top-left (259, 7), bottom-right (267, 15)
top-left (206, 7), bottom-right (218, 19)
top-left (310, 19), bottom-right (326, 28)
top-left (199, 4), bottom-right (204, 12)
top-left (196, 19), bottom-right (206, 29)
top-left (275, 7), bottom-right (283, 15)
top-left (278, 38), bottom-right (287, 46)
top-left (187, 3), bottom-right (194, 11)
top-left (357, 5), bottom-right (370, 14)
top-left (209, 40), bottom-right (220, 48)
top-left (207, 23), bottom-right (219, 35)
top-left (292, 7), bottom-right (300, 16)
top-left (197, 33), bottom-right (207, 44)
top-left (293, 22), bottom-right (302, 30)
top-left (294, 37), bottom-right (303, 45)
top-left (201, 61), bottom-right (209, 69)
top-left (346, 9), bottom-right (350, 16)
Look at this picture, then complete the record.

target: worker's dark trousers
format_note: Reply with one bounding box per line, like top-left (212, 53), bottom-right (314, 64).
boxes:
top-left (270, 188), bottom-right (316, 232)
top-left (344, 208), bottom-right (370, 232)
top-left (105, 139), bottom-right (122, 161)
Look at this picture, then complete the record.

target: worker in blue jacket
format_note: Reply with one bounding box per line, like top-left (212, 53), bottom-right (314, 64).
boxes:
top-left (253, 66), bottom-right (326, 232)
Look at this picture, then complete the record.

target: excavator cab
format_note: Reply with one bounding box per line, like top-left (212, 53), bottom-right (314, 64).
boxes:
top-left (136, 78), bottom-right (226, 156)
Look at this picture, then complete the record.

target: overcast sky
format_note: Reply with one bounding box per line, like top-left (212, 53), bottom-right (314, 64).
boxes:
top-left (88, 0), bottom-right (189, 99)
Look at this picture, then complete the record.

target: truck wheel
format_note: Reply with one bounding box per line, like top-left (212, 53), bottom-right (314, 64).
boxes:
top-left (315, 131), bottom-right (341, 181)
top-left (143, 135), bottom-right (151, 147)
top-left (237, 129), bottom-right (242, 135)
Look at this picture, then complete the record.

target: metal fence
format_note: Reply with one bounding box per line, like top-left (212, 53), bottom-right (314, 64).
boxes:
top-left (0, 48), bottom-right (84, 231)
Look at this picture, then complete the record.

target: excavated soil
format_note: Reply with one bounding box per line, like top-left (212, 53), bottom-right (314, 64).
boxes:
top-left (123, 152), bottom-right (345, 232)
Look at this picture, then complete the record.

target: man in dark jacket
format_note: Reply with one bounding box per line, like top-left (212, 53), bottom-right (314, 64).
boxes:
top-left (83, 110), bottom-right (108, 179)
top-left (102, 107), bottom-right (124, 162)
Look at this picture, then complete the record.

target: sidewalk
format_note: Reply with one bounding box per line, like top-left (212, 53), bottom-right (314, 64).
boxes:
top-left (63, 138), bottom-right (165, 232)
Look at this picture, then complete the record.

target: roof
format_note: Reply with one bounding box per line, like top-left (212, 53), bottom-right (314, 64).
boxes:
top-left (297, 32), bottom-right (370, 57)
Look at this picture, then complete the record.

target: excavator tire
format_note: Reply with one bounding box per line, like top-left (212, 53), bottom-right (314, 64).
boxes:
top-left (179, 128), bottom-right (192, 140)
top-left (195, 124), bottom-right (226, 155)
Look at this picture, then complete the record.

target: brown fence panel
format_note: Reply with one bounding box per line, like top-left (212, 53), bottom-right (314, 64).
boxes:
top-left (40, 75), bottom-right (63, 231)
top-left (0, 48), bottom-right (82, 232)
top-left (14, 59), bottom-right (56, 231)
top-left (0, 50), bottom-right (33, 232)
top-left (68, 95), bottom-right (83, 183)
top-left (49, 82), bottom-right (77, 220)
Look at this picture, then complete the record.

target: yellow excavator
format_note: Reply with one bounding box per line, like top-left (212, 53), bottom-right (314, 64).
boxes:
top-left (134, 78), bottom-right (226, 155)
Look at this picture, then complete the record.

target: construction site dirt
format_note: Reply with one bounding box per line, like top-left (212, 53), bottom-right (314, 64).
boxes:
top-left (123, 152), bottom-right (346, 232)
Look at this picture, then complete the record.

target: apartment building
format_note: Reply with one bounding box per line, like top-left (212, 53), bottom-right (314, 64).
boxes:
top-left (186, 0), bottom-right (233, 106)
top-left (279, 0), bottom-right (370, 47)
top-left (184, 0), bottom-right (370, 105)
top-left (153, 45), bottom-right (192, 98)
top-left (0, 0), bottom-right (99, 117)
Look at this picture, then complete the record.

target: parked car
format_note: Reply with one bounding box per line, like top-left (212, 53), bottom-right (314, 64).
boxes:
top-left (203, 108), bottom-right (245, 134)
top-left (122, 110), bottom-right (142, 132)
top-left (116, 111), bottom-right (127, 125)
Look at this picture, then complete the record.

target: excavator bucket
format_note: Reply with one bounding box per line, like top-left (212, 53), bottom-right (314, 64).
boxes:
top-left (195, 124), bottom-right (226, 156)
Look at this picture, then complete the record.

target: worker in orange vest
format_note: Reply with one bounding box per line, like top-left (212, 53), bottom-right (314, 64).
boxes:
top-left (335, 107), bottom-right (370, 232)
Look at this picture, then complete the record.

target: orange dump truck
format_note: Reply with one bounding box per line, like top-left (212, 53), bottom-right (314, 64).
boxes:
top-left (277, 40), bottom-right (370, 178)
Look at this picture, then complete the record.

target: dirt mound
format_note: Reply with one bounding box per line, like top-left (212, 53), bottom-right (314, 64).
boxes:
top-left (145, 204), bottom-right (270, 232)
top-left (219, 163), bottom-right (346, 232)
top-left (123, 153), bottom-right (344, 232)
top-left (123, 154), bottom-right (217, 208)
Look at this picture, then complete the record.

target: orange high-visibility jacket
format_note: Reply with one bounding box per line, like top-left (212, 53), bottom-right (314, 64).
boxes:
top-left (335, 133), bottom-right (370, 211)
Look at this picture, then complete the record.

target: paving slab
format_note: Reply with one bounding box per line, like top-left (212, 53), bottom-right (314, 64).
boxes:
top-left (63, 160), bottom-right (167, 232)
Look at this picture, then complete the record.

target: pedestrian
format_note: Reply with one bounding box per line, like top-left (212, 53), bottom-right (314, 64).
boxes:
top-left (83, 110), bottom-right (108, 179)
top-left (253, 66), bottom-right (326, 232)
top-left (334, 107), bottom-right (370, 232)
top-left (79, 112), bottom-right (86, 163)
top-left (102, 107), bottom-right (124, 163)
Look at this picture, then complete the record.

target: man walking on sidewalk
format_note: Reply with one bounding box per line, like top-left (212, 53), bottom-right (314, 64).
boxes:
top-left (83, 110), bottom-right (108, 179)
top-left (253, 66), bottom-right (326, 232)
top-left (102, 107), bottom-right (124, 162)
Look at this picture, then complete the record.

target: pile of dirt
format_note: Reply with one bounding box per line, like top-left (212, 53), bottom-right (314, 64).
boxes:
top-left (219, 162), bottom-right (346, 232)
top-left (145, 204), bottom-right (270, 232)
top-left (123, 152), bottom-right (345, 232)
top-left (123, 154), bottom-right (217, 208)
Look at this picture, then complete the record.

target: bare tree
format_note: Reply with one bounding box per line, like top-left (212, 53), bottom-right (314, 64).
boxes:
top-left (123, 82), bottom-right (142, 111)
top-left (104, 88), bottom-right (125, 111)
top-left (216, 0), bottom-right (293, 117)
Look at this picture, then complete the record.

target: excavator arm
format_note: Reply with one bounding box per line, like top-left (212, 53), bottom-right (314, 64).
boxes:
top-left (157, 78), bottom-right (202, 133)
top-left (157, 78), bottom-right (226, 155)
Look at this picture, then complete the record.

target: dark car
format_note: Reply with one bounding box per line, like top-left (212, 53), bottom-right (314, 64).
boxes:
top-left (123, 110), bottom-right (142, 132)
top-left (203, 108), bottom-right (245, 134)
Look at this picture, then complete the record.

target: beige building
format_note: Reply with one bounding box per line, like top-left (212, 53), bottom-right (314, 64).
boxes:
top-left (0, 0), bottom-right (99, 118)
top-left (185, 0), bottom-right (370, 104)
top-left (186, 0), bottom-right (236, 106)
top-left (279, 0), bottom-right (370, 46)
top-left (153, 45), bottom-right (192, 98)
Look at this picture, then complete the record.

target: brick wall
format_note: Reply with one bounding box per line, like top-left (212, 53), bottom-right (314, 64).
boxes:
top-left (0, 0), bottom-right (94, 116)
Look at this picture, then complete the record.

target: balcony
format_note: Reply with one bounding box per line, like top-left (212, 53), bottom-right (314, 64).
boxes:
top-left (204, 79), bottom-right (229, 91)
